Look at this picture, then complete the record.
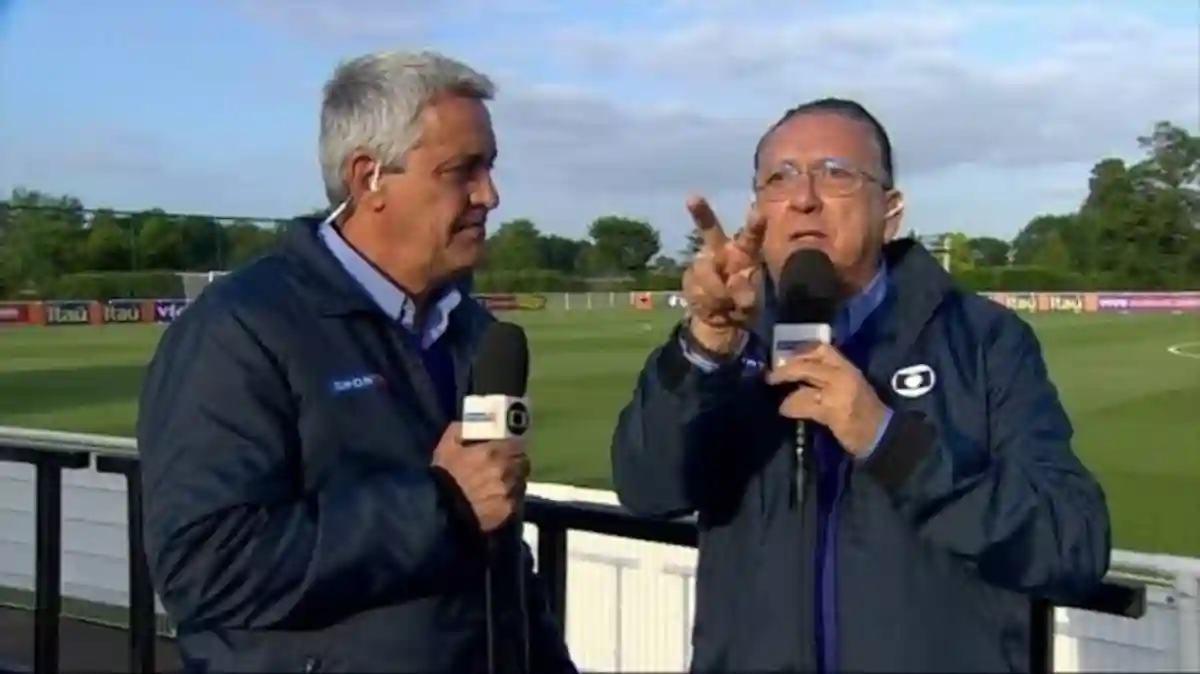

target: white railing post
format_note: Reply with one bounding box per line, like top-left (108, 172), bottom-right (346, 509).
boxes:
top-left (663, 563), bottom-right (695, 668)
top-left (1176, 571), bottom-right (1200, 672)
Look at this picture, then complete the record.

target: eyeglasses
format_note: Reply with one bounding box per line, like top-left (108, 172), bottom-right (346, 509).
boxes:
top-left (753, 157), bottom-right (886, 202)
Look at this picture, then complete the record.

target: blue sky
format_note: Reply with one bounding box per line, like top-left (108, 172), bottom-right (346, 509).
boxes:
top-left (1, 0), bottom-right (1197, 253)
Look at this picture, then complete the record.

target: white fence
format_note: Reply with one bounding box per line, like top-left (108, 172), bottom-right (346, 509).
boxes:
top-left (0, 430), bottom-right (1197, 672)
top-left (539, 291), bottom-right (682, 312)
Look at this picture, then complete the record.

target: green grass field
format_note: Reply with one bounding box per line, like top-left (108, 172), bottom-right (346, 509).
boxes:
top-left (1, 310), bottom-right (1198, 557)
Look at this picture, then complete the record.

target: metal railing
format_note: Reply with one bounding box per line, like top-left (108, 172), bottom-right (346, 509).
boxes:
top-left (0, 429), bottom-right (1147, 673)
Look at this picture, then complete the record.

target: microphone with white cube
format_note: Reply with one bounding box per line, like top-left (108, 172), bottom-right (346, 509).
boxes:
top-left (772, 249), bottom-right (840, 505)
top-left (461, 393), bottom-right (530, 442)
top-left (462, 321), bottom-right (532, 674)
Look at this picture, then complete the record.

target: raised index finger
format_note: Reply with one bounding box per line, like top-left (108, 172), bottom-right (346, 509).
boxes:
top-left (687, 195), bottom-right (728, 251)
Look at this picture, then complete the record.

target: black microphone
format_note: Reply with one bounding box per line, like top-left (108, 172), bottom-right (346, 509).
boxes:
top-left (772, 249), bottom-right (840, 504)
top-left (463, 322), bottom-right (532, 674)
top-left (464, 322), bottom-right (531, 442)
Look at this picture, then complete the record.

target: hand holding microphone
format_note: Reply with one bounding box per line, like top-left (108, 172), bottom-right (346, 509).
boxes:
top-left (431, 425), bottom-right (529, 532)
top-left (433, 321), bottom-right (534, 533)
top-left (767, 248), bottom-right (887, 458)
top-left (767, 344), bottom-right (888, 458)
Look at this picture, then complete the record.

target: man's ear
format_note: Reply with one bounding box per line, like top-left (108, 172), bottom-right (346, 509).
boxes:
top-left (882, 190), bottom-right (905, 242)
top-left (344, 152), bottom-right (383, 211)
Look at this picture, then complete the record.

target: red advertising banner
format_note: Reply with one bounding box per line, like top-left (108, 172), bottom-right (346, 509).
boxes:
top-left (0, 302), bottom-right (30, 326)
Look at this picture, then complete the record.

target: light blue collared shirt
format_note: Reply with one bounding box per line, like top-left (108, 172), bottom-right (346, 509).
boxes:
top-left (318, 221), bottom-right (462, 349)
top-left (682, 265), bottom-right (893, 458)
top-left (834, 267), bottom-right (891, 459)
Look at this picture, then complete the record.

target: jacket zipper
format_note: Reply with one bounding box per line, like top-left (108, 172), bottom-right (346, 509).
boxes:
top-left (815, 459), bottom-right (851, 673)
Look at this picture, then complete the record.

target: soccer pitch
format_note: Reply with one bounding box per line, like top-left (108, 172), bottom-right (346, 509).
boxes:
top-left (1, 310), bottom-right (1198, 557)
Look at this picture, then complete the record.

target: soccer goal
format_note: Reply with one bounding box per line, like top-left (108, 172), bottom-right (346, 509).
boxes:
top-left (178, 270), bottom-right (230, 302)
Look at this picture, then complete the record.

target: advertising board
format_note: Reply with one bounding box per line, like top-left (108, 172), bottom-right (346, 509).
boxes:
top-left (476, 294), bottom-right (547, 311)
top-left (153, 300), bottom-right (188, 324)
top-left (982, 291), bottom-right (1200, 314)
top-left (1095, 293), bottom-right (1200, 313)
top-left (103, 300), bottom-right (144, 324)
top-left (43, 301), bottom-right (92, 326)
top-left (0, 303), bottom-right (29, 326)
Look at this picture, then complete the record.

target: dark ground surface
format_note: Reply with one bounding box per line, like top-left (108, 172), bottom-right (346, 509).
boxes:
top-left (0, 605), bottom-right (182, 672)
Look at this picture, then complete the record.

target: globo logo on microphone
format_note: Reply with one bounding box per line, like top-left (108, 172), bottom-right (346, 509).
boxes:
top-left (461, 395), bottom-right (532, 441)
top-left (506, 401), bottom-right (530, 436)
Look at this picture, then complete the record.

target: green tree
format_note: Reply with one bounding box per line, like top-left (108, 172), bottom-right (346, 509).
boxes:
top-left (136, 210), bottom-right (186, 270)
top-left (3, 189), bottom-right (86, 284)
top-left (1030, 230), bottom-right (1073, 270)
top-left (1012, 214), bottom-right (1078, 266)
top-left (944, 232), bottom-right (975, 271)
top-left (967, 236), bottom-right (1011, 267)
top-left (652, 255), bottom-right (681, 272)
top-left (2, 120), bottom-right (1196, 298)
top-left (485, 218), bottom-right (545, 271)
top-left (225, 219), bottom-right (282, 268)
top-left (588, 215), bottom-right (661, 273)
top-left (82, 209), bottom-right (133, 271)
top-left (540, 234), bottom-right (586, 274)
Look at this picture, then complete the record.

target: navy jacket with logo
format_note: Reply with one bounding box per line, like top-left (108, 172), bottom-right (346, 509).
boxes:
top-left (137, 221), bottom-right (574, 673)
top-left (610, 240), bottom-right (1111, 672)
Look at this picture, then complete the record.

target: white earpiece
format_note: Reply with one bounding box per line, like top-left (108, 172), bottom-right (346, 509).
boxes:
top-left (368, 162), bottom-right (381, 192)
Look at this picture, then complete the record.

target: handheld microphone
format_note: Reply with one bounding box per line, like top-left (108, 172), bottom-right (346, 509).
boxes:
top-left (463, 322), bottom-right (531, 442)
top-left (464, 321), bottom-right (532, 674)
top-left (773, 249), bottom-right (840, 504)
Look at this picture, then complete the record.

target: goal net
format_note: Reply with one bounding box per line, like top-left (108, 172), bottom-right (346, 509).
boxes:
top-left (178, 271), bottom-right (230, 302)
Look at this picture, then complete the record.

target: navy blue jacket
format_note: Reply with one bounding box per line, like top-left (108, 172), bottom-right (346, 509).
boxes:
top-left (611, 240), bottom-right (1111, 672)
top-left (137, 222), bottom-right (574, 673)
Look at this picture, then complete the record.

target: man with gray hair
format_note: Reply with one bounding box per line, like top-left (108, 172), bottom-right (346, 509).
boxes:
top-left (137, 50), bottom-right (576, 673)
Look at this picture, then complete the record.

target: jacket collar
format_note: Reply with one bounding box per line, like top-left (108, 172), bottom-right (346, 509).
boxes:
top-left (279, 217), bottom-right (479, 324)
top-left (878, 237), bottom-right (954, 331)
top-left (865, 238), bottom-right (956, 386)
top-left (279, 217), bottom-right (378, 316)
top-left (757, 238), bottom-right (954, 341)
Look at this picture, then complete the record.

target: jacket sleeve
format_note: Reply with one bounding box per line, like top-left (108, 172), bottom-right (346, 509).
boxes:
top-left (137, 302), bottom-right (472, 630)
top-left (861, 312), bottom-right (1111, 601)
top-left (610, 328), bottom-right (777, 519)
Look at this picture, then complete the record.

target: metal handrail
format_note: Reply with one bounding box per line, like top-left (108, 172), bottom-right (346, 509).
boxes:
top-left (0, 427), bottom-right (1149, 673)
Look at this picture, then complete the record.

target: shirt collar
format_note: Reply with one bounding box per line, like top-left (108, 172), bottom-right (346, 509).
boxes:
top-left (759, 263), bottom-right (889, 345)
top-left (837, 264), bottom-right (889, 343)
top-left (318, 220), bottom-right (462, 349)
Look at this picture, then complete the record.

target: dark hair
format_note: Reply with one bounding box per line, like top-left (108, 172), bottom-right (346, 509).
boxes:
top-left (753, 98), bottom-right (895, 189)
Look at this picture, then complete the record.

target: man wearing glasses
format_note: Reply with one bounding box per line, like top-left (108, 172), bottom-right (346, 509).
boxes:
top-left (610, 98), bottom-right (1110, 672)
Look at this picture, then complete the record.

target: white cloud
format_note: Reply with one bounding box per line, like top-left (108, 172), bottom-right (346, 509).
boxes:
top-left (538, 3), bottom-right (1198, 174)
top-left (7, 0), bottom-right (1197, 246)
top-left (483, 1), bottom-right (1197, 241)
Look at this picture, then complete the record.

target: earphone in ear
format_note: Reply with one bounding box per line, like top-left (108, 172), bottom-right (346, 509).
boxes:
top-left (368, 162), bottom-right (381, 192)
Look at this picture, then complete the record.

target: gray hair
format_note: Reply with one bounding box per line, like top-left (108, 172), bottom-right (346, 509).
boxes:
top-left (319, 50), bottom-right (497, 205)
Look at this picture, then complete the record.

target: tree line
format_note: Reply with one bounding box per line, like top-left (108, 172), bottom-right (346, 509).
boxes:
top-left (1, 120), bottom-right (1195, 300)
